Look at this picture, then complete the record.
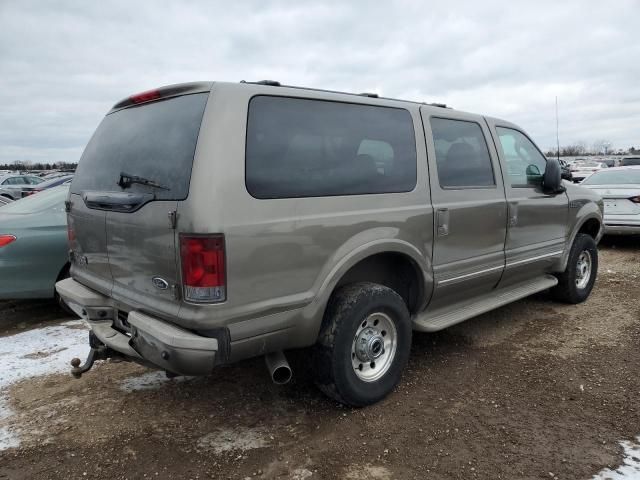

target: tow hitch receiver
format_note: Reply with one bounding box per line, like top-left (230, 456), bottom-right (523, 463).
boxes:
top-left (70, 348), bottom-right (109, 378)
top-left (70, 332), bottom-right (119, 379)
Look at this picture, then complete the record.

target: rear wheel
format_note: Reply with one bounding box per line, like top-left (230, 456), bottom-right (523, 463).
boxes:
top-left (552, 233), bottom-right (598, 304)
top-left (312, 282), bottom-right (412, 407)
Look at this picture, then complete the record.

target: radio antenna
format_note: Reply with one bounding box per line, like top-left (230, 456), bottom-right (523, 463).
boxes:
top-left (555, 96), bottom-right (560, 161)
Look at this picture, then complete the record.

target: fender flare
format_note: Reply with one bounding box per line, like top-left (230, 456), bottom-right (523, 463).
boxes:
top-left (300, 238), bottom-right (433, 338)
top-left (560, 211), bottom-right (603, 271)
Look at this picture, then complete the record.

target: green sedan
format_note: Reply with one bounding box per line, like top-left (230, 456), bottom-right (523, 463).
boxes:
top-left (0, 186), bottom-right (71, 308)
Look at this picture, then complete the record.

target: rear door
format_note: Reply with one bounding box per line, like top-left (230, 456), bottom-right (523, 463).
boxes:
top-left (69, 87), bottom-right (210, 315)
top-left (486, 121), bottom-right (569, 286)
top-left (421, 109), bottom-right (507, 310)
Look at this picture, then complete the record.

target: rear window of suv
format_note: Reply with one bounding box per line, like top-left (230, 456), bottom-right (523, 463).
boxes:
top-left (71, 93), bottom-right (209, 200)
top-left (245, 96), bottom-right (417, 198)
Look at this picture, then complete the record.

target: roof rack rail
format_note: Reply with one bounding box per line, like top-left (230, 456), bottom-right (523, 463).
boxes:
top-left (239, 80), bottom-right (451, 109)
top-left (240, 79), bottom-right (281, 86)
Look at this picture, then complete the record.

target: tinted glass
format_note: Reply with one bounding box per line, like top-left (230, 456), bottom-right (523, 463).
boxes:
top-left (0, 186), bottom-right (68, 214)
top-left (582, 169), bottom-right (640, 185)
top-left (246, 96), bottom-right (417, 198)
top-left (71, 93), bottom-right (208, 200)
top-left (496, 127), bottom-right (547, 187)
top-left (430, 118), bottom-right (495, 188)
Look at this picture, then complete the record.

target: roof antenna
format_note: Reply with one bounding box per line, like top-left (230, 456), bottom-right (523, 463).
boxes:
top-left (555, 96), bottom-right (561, 162)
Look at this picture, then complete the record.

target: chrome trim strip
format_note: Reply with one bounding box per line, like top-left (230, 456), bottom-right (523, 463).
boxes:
top-left (437, 265), bottom-right (504, 286)
top-left (506, 250), bottom-right (564, 268)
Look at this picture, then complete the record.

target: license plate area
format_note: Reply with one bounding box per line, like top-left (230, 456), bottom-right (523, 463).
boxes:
top-left (604, 199), bottom-right (635, 214)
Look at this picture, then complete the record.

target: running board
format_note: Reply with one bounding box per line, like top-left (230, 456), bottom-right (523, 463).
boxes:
top-left (412, 275), bottom-right (558, 332)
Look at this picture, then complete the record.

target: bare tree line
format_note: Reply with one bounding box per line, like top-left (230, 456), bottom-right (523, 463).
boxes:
top-left (546, 141), bottom-right (639, 157)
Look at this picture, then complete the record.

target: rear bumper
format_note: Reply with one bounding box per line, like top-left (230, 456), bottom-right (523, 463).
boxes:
top-left (55, 277), bottom-right (228, 375)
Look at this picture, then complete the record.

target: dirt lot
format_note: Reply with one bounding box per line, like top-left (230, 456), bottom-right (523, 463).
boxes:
top-left (0, 237), bottom-right (639, 480)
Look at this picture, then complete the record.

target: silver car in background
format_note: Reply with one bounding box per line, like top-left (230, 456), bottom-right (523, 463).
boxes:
top-left (570, 160), bottom-right (607, 183)
top-left (0, 174), bottom-right (44, 200)
top-left (582, 166), bottom-right (640, 235)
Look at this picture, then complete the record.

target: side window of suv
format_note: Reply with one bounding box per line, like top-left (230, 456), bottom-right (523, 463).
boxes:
top-left (430, 117), bottom-right (495, 188)
top-left (246, 96), bottom-right (417, 199)
top-left (496, 127), bottom-right (547, 187)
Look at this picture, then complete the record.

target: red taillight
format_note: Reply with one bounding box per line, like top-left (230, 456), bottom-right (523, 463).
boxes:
top-left (629, 196), bottom-right (640, 204)
top-left (180, 234), bottom-right (226, 303)
top-left (129, 89), bottom-right (161, 104)
top-left (0, 235), bottom-right (16, 248)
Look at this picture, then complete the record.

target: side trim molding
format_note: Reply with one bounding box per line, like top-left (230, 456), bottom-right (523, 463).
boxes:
top-left (506, 250), bottom-right (564, 268)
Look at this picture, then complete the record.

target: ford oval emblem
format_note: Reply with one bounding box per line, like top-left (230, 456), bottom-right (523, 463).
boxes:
top-left (152, 277), bottom-right (169, 290)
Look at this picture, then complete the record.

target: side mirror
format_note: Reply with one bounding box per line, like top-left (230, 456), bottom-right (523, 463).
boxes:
top-left (543, 158), bottom-right (564, 193)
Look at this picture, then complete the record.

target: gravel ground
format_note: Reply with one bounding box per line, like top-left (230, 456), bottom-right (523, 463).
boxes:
top-left (0, 237), bottom-right (639, 480)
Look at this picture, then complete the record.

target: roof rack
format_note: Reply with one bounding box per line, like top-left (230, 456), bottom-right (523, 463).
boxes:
top-left (238, 80), bottom-right (449, 109)
top-left (240, 79), bottom-right (281, 86)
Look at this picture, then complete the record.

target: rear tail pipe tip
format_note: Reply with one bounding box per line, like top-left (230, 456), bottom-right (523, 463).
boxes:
top-left (265, 351), bottom-right (292, 385)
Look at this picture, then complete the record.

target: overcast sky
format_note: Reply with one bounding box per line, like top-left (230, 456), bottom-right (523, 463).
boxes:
top-left (1, 0), bottom-right (639, 164)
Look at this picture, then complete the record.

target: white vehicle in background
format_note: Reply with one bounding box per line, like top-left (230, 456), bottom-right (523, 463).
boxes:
top-left (570, 160), bottom-right (607, 183)
top-left (581, 166), bottom-right (640, 235)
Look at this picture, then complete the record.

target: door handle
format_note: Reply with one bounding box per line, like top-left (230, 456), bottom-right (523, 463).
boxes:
top-left (508, 202), bottom-right (518, 227)
top-left (436, 208), bottom-right (449, 236)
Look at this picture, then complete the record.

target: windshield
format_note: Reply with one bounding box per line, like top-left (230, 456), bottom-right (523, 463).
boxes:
top-left (71, 92), bottom-right (209, 200)
top-left (0, 186), bottom-right (68, 214)
top-left (582, 169), bottom-right (640, 185)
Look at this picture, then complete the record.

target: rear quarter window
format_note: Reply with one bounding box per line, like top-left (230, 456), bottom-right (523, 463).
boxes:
top-left (245, 96), bottom-right (417, 198)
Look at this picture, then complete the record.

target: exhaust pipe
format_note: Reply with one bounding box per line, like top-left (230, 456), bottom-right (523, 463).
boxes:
top-left (265, 351), bottom-right (292, 385)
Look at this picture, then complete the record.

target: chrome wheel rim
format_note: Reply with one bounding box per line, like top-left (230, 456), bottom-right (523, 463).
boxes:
top-left (575, 250), bottom-right (592, 289)
top-left (351, 312), bottom-right (397, 382)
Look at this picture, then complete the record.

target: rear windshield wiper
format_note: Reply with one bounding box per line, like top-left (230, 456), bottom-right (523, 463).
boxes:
top-left (117, 172), bottom-right (170, 191)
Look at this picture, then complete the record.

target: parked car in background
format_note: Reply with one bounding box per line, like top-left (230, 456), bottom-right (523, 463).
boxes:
top-left (23, 175), bottom-right (73, 196)
top-left (0, 174), bottom-right (44, 199)
top-left (57, 81), bottom-right (603, 406)
top-left (0, 185), bottom-right (73, 311)
top-left (600, 159), bottom-right (617, 168)
top-left (620, 156), bottom-right (640, 167)
top-left (570, 160), bottom-right (607, 183)
top-left (0, 196), bottom-right (14, 207)
top-left (581, 166), bottom-right (640, 235)
top-left (559, 159), bottom-right (573, 181)
top-left (42, 171), bottom-right (72, 180)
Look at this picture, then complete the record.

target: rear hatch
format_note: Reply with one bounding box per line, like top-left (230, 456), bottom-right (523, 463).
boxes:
top-left (68, 83), bottom-right (211, 317)
top-left (587, 186), bottom-right (640, 215)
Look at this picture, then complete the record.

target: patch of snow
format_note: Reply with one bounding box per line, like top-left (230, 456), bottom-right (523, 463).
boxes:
top-left (0, 320), bottom-right (88, 451)
top-left (119, 370), bottom-right (190, 392)
top-left (593, 436), bottom-right (640, 479)
top-left (290, 469), bottom-right (313, 479)
top-left (0, 426), bottom-right (19, 450)
top-left (0, 320), bottom-right (89, 389)
top-left (196, 427), bottom-right (269, 453)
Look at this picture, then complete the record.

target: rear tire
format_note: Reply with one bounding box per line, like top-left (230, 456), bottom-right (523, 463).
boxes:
top-left (312, 282), bottom-right (412, 407)
top-left (552, 233), bottom-right (598, 304)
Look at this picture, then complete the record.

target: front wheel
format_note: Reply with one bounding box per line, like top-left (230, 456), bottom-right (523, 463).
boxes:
top-left (312, 282), bottom-right (412, 407)
top-left (552, 233), bottom-right (598, 304)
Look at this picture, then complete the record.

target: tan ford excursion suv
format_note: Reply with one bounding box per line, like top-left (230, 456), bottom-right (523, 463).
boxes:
top-left (56, 81), bottom-right (603, 406)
